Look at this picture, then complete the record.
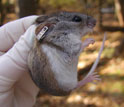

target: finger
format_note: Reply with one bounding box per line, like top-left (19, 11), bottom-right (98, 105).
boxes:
top-left (93, 75), bottom-right (100, 78)
top-left (91, 79), bottom-right (101, 84)
top-left (92, 72), bottom-right (98, 75)
top-left (94, 78), bottom-right (101, 81)
top-left (0, 15), bottom-right (38, 52)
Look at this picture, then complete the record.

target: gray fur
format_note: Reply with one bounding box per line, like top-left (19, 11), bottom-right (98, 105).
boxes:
top-left (28, 11), bottom-right (96, 96)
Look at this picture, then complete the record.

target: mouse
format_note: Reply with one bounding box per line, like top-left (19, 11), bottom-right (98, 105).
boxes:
top-left (28, 11), bottom-right (106, 96)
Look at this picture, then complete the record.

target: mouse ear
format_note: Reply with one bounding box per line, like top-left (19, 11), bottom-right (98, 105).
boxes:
top-left (35, 23), bottom-right (55, 42)
top-left (35, 15), bottom-right (49, 24)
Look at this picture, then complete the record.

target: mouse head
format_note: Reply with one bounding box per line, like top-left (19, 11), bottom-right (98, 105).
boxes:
top-left (35, 11), bottom-right (96, 40)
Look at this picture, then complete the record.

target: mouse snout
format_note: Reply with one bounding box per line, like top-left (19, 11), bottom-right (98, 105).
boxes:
top-left (86, 16), bottom-right (96, 28)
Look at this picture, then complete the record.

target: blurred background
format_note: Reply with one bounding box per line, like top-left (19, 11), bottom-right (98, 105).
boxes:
top-left (0, 0), bottom-right (124, 107)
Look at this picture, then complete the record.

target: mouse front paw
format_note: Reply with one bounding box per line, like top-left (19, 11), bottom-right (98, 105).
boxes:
top-left (81, 38), bottom-right (95, 51)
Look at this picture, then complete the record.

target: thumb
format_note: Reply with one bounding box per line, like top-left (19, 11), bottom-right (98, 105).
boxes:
top-left (0, 25), bottom-right (36, 92)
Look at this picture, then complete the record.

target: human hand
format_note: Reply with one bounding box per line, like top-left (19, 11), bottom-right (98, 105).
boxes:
top-left (0, 16), bottom-right (39, 107)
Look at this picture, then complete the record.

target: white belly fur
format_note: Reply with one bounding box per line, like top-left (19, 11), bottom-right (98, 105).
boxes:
top-left (42, 44), bottom-right (78, 91)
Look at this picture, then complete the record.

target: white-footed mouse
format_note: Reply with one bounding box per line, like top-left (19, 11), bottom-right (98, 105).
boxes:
top-left (28, 11), bottom-right (106, 96)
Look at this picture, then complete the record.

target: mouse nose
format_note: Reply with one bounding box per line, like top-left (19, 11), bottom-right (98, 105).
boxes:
top-left (87, 16), bottom-right (96, 28)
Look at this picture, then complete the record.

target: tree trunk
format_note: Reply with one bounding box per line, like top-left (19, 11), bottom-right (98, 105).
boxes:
top-left (98, 0), bottom-right (103, 27)
top-left (0, 0), bottom-right (4, 26)
top-left (114, 0), bottom-right (124, 27)
top-left (17, 0), bottom-right (39, 18)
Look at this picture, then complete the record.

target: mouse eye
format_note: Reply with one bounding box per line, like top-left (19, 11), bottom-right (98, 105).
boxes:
top-left (72, 16), bottom-right (82, 22)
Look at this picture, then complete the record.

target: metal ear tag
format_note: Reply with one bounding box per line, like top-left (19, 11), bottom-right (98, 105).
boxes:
top-left (36, 26), bottom-right (48, 41)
